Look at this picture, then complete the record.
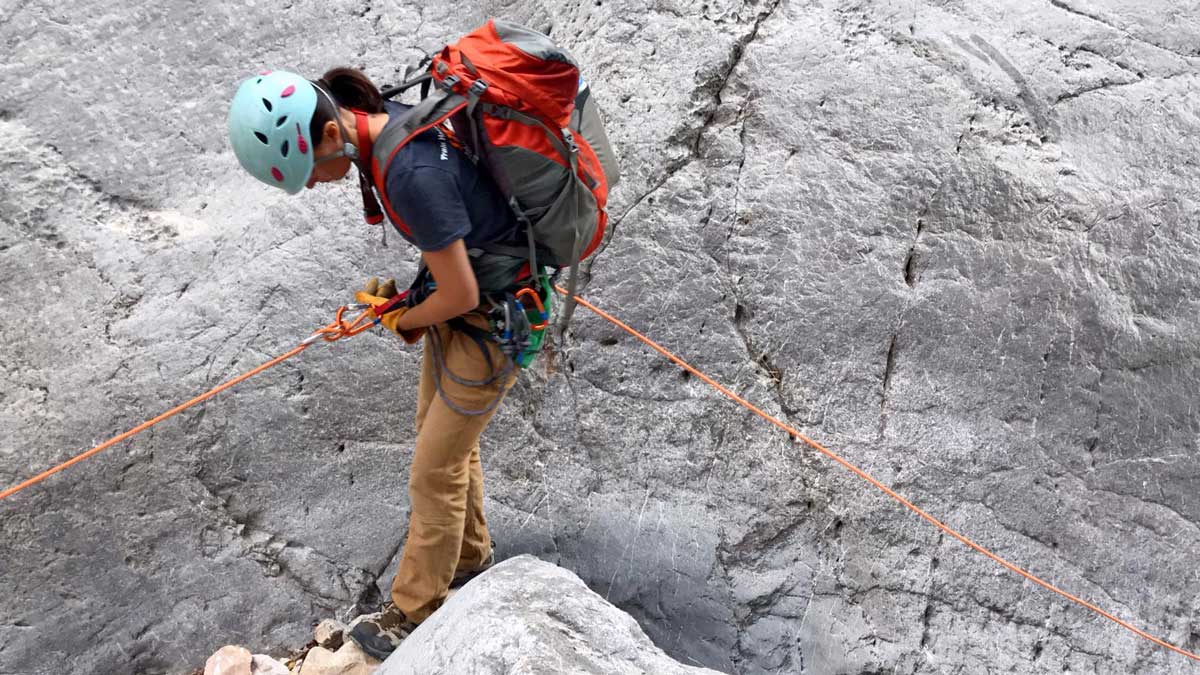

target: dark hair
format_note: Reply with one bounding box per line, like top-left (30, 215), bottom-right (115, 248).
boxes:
top-left (308, 67), bottom-right (384, 143)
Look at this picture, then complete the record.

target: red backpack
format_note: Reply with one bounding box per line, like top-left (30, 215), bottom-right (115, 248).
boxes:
top-left (356, 19), bottom-right (620, 304)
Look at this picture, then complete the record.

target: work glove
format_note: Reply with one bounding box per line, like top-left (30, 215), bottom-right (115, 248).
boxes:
top-left (355, 277), bottom-right (424, 344)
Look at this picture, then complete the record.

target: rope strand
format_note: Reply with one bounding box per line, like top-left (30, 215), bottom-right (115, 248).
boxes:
top-left (2, 289), bottom-right (1195, 663)
top-left (557, 286), bottom-right (1199, 663)
top-left (0, 344), bottom-right (310, 501)
top-left (0, 303), bottom-right (377, 502)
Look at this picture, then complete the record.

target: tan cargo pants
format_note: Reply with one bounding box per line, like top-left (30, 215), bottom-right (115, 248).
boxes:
top-left (389, 314), bottom-right (515, 623)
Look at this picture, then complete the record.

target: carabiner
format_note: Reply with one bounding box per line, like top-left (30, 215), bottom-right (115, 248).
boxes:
top-left (501, 298), bottom-right (513, 343)
top-left (515, 287), bottom-right (549, 330)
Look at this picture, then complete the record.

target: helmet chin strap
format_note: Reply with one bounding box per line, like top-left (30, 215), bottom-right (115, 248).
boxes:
top-left (313, 84), bottom-right (361, 164)
top-left (309, 81), bottom-right (386, 241)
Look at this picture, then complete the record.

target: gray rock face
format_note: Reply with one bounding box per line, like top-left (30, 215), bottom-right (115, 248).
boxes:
top-left (2, 1), bottom-right (1199, 674)
top-left (380, 555), bottom-right (724, 674)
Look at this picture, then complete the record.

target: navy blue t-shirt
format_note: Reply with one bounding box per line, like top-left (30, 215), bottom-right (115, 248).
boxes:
top-left (382, 101), bottom-right (518, 252)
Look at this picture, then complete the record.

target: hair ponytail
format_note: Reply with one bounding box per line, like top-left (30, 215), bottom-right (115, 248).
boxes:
top-left (306, 67), bottom-right (386, 227)
top-left (308, 67), bottom-right (384, 145)
top-left (318, 67), bottom-right (384, 113)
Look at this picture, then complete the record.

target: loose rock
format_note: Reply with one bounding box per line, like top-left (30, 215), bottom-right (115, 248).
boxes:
top-left (251, 654), bottom-right (292, 675)
top-left (299, 642), bottom-right (380, 675)
top-left (204, 646), bottom-right (252, 675)
top-left (314, 619), bottom-right (346, 650)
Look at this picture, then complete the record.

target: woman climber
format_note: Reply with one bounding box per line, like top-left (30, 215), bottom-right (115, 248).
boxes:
top-left (224, 20), bottom-right (617, 663)
top-left (228, 65), bottom-right (518, 659)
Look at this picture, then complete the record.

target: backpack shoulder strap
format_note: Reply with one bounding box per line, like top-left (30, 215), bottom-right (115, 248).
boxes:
top-left (368, 89), bottom-right (469, 239)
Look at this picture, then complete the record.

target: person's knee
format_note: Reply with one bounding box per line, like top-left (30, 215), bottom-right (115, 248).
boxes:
top-left (408, 461), bottom-right (470, 509)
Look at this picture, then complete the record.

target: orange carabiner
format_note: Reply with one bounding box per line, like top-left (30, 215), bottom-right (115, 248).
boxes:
top-left (329, 304), bottom-right (377, 341)
top-left (303, 304), bottom-right (380, 345)
top-left (515, 287), bottom-right (549, 330)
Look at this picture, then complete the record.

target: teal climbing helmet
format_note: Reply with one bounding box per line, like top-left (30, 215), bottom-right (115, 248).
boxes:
top-left (227, 70), bottom-right (318, 194)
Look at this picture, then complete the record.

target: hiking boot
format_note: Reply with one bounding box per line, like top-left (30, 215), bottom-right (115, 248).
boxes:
top-left (450, 548), bottom-right (495, 589)
top-left (347, 603), bottom-right (418, 661)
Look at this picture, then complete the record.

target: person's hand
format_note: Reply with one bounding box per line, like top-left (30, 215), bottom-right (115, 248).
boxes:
top-left (354, 277), bottom-right (424, 343)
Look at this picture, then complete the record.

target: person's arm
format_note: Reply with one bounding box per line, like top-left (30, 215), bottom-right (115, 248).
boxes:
top-left (383, 164), bottom-right (484, 330)
top-left (393, 239), bottom-right (479, 331)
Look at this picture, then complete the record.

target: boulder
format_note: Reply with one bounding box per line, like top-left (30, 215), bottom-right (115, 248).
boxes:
top-left (379, 555), bottom-right (723, 675)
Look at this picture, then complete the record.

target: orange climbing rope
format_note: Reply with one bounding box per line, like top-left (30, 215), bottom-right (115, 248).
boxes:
top-left (556, 286), bottom-right (1200, 664)
top-left (2, 288), bottom-right (1196, 663)
top-left (0, 303), bottom-right (379, 502)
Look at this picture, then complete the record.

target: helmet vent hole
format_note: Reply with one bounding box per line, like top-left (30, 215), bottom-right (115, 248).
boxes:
top-left (275, 115), bottom-right (288, 127)
top-left (281, 140), bottom-right (290, 158)
top-left (254, 131), bottom-right (269, 145)
top-left (261, 97), bottom-right (273, 112)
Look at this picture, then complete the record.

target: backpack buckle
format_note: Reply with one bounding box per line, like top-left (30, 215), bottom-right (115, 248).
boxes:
top-left (469, 79), bottom-right (489, 97)
top-left (561, 127), bottom-right (579, 154)
top-left (440, 74), bottom-right (461, 91)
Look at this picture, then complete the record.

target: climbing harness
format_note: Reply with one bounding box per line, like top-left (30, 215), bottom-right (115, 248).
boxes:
top-left (404, 269), bottom-right (553, 416)
top-left (424, 321), bottom-right (514, 418)
top-left (2, 290), bottom-right (1198, 665)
